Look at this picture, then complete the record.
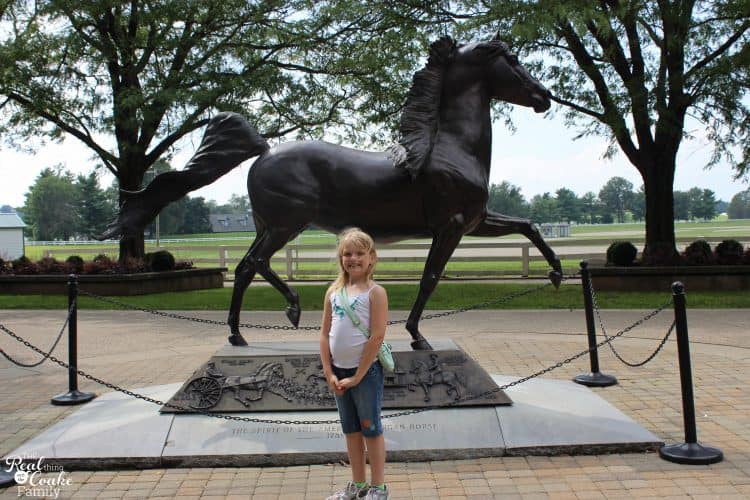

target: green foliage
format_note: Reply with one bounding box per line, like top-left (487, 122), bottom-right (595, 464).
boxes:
top-left (1, 0), bottom-right (439, 259)
top-left (450, 1), bottom-right (750, 253)
top-left (22, 167), bottom-right (78, 240)
top-left (65, 255), bottom-right (84, 273)
top-left (76, 172), bottom-right (117, 238)
top-left (727, 188), bottom-right (750, 219)
top-left (2, 283), bottom-right (750, 310)
top-left (487, 181), bottom-right (529, 217)
top-left (529, 193), bottom-right (557, 223)
top-left (11, 255), bottom-right (35, 274)
top-left (606, 241), bottom-right (638, 266)
top-left (554, 187), bottom-right (580, 223)
top-left (146, 250), bottom-right (176, 272)
top-left (683, 240), bottom-right (715, 266)
top-left (599, 177), bottom-right (634, 224)
top-left (715, 239), bottom-right (745, 265)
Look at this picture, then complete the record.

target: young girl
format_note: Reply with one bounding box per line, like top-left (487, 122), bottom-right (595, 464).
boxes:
top-left (320, 228), bottom-right (390, 500)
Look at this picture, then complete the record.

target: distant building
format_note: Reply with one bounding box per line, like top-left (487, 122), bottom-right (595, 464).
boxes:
top-left (209, 213), bottom-right (256, 233)
top-left (0, 212), bottom-right (26, 259)
top-left (540, 223), bottom-right (571, 238)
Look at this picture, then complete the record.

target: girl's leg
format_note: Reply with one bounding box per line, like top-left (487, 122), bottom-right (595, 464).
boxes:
top-left (345, 432), bottom-right (367, 483)
top-left (364, 434), bottom-right (386, 486)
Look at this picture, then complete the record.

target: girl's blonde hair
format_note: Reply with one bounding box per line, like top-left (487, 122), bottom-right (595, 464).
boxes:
top-left (330, 227), bottom-right (377, 292)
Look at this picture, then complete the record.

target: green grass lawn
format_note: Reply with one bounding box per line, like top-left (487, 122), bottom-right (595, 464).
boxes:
top-left (1, 283), bottom-right (747, 311)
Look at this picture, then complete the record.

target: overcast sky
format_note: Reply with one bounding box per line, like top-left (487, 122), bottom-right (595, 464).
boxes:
top-left (2, 107), bottom-right (747, 209)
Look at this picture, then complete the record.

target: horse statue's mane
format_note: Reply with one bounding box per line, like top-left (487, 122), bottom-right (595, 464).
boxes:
top-left (389, 36), bottom-right (513, 179)
top-left (389, 36), bottom-right (456, 179)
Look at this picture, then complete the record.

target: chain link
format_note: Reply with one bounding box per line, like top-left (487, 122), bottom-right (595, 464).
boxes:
top-left (0, 287), bottom-right (673, 426)
top-left (589, 278), bottom-right (675, 367)
top-left (79, 279), bottom-right (557, 332)
top-left (0, 300), bottom-right (74, 368)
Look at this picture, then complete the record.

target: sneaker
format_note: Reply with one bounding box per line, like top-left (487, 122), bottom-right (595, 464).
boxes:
top-left (364, 486), bottom-right (390, 500)
top-left (325, 481), bottom-right (369, 500)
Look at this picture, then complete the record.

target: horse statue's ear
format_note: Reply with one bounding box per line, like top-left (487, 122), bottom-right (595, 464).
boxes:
top-left (492, 30), bottom-right (502, 41)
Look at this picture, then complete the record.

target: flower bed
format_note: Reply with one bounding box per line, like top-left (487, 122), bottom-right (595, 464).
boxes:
top-left (0, 268), bottom-right (226, 296)
top-left (588, 265), bottom-right (750, 292)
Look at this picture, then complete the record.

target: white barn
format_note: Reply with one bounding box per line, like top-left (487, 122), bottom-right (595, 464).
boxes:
top-left (0, 213), bottom-right (26, 260)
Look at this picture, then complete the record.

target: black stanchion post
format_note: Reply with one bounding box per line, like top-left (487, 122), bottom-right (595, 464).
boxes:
top-left (659, 281), bottom-right (722, 464)
top-left (573, 261), bottom-right (617, 387)
top-left (51, 275), bottom-right (96, 406)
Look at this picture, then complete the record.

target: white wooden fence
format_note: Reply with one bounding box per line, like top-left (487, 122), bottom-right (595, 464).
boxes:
top-left (41, 236), bottom-right (748, 280)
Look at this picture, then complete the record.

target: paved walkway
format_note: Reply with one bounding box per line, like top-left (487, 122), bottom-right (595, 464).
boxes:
top-left (1, 306), bottom-right (749, 499)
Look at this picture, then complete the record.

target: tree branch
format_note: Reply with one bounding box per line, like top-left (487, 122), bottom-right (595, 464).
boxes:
top-left (7, 91), bottom-right (119, 173)
top-left (685, 21), bottom-right (750, 79)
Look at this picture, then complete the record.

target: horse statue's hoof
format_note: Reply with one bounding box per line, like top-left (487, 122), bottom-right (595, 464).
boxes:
top-left (228, 333), bottom-right (248, 346)
top-left (548, 270), bottom-right (562, 289)
top-left (410, 339), bottom-right (433, 350)
top-left (285, 305), bottom-right (301, 328)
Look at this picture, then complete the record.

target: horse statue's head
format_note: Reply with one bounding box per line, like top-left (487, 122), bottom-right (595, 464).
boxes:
top-left (443, 34), bottom-right (551, 113)
top-left (394, 34), bottom-right (551, 178)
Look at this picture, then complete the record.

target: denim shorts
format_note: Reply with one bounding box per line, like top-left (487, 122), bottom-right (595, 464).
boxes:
top-left (332, 361), bottom-right (384, 437)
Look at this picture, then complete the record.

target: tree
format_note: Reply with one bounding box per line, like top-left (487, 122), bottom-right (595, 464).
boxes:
top-left (227, 194), bottom-right (251, 214)
top-left (673, 190), bottom-right (691, 220)
top-left (686, 187), bottom-right (717, 220)
top-left (487, 181), bottom-right (529, 217)
top-left (529, 192), bottom-right (557, 223)
top-left (631, 185), bottom-right (646, 222)
top-left (554, 187), bottom-right (580, 223)
top-left (459, 1), bottom-right (750, 261)
top-left (22, 167), bottom-right (78, 240)
top-left (181, 196), bottom-right (212, 234)
top-left (727, 188), bottom-right (750, 219)
top-left (580, 191), bottom-right (600, 223)
top-left (75, 172), bottom-right (117, 238)
top-left (1, 1), bottom-right (431, 260)
top-left (599, 177), bottom-right (633, 223)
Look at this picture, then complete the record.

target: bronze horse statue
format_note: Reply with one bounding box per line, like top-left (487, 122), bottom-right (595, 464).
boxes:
top-left (99, 35), bottom-right (561, 350)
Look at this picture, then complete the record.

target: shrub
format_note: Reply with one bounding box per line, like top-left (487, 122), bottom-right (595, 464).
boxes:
top-left (83, 255), bottom-right (119, 274)
top-left (606, 241), bottom-right (638, 266)
top-left (147, 250), bottom-right (176, 272)
top-left (683, 240), bottom-right (714, 266)
top-left (0, 257), bottom-right (7, 274)
top-left (65, 255), bottom-right (85, 273)
top-left (715, 239), bottom-right (744, 265)
top-left (122, 257), bottom-right (147, 273)
top-left (12, 256), bottom-right (37, 274)
top-left (36, 257), bottom-right (66, 274)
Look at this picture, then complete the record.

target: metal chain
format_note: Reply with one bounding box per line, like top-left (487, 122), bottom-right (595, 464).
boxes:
top-left (589, 279), bottom-right (675, 367)
top-left (0, 294), bottom-right (671, 426)
top-left (0, 300), bottom-right (74, 368)
top-left (79, 279), bottom-right (556, 331)
top-left (78, 290), bottom-right (319, 331)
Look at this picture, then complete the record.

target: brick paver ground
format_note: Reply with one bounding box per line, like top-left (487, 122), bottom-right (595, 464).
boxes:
top-left (1, 305), bottom-right (749, 499)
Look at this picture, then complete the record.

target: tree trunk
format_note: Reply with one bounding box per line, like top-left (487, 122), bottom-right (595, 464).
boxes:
top-left (117, 159), bottom-right (147, 262)
top-left (641, 156), bottom-right (679, 264)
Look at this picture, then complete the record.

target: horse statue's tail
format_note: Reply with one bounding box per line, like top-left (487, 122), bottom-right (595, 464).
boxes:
top-left (97, 112), bottom-right (268, 241)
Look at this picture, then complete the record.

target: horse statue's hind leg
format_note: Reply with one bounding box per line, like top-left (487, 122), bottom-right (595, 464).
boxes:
top-left (468, 209), bottom-right (563, 287)
top-left (406, 214), bottom-right (467, 350)
top-left (227, 224), bottom-right (303, 346)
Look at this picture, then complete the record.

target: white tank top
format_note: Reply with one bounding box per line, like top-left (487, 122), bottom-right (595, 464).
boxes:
top-left (329, 285), bottom-right (376, 369)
